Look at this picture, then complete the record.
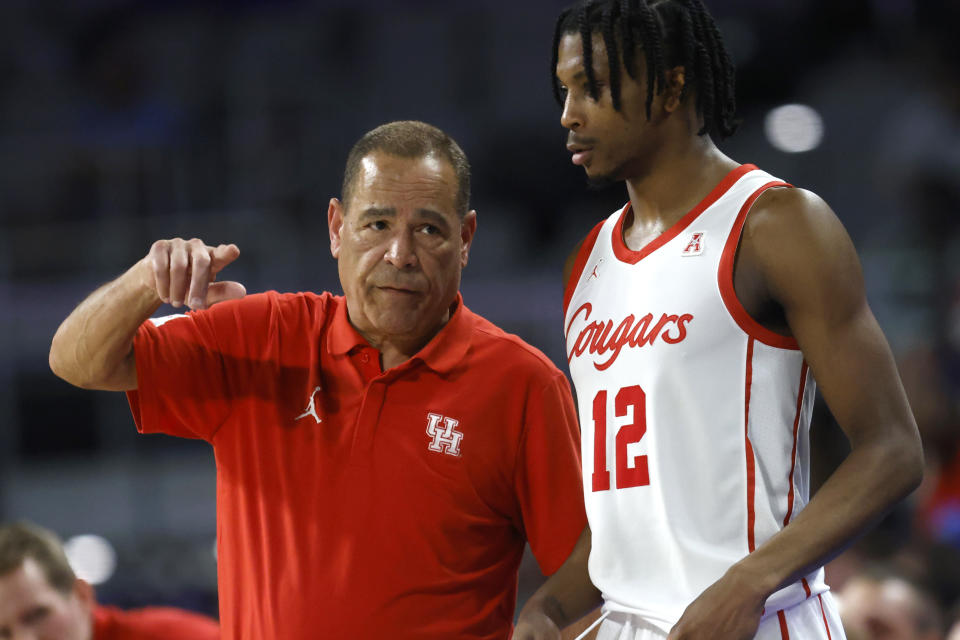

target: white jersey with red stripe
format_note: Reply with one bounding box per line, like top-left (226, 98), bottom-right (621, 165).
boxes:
top-left (563, 164), bottom-right (829, 634)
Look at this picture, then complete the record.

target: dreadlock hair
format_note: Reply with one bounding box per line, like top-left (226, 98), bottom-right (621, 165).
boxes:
top-left (551, 0), bottom-right (738, 139)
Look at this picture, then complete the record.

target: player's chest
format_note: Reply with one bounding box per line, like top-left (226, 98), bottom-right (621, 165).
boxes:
top-left (566, 255), bottom-right (728, 375)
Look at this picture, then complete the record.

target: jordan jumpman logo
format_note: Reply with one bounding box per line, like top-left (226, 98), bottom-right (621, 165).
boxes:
top-left (295, 386), bottom-right (323, 424)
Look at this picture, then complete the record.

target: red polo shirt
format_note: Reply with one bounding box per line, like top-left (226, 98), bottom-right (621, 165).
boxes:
top-left (92, 605), bottom-right (219, 639)
top-left (127, 292), bottom-right (585, 639)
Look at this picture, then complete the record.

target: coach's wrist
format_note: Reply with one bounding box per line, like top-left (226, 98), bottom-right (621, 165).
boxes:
top-left (521, 594), bottom-right (568, 629)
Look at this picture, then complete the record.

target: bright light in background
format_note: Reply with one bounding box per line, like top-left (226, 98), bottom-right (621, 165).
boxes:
top-left (64, 535), bottom-right (117, 585)
top-left (764, 104), bottom-right (824, 153)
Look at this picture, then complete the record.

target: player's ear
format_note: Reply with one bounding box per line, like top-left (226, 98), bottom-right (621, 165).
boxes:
top-left (328, 198), bottom-right (345, 259)
top-left (662, 66), bottom-right (686, 113)
top-left (460, 210), bottom-right (477, 268)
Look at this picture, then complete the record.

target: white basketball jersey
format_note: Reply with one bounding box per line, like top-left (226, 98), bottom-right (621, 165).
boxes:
top-left (564, 165), bottom-right (827, 633)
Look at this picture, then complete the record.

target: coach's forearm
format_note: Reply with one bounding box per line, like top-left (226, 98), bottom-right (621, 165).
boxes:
top-left (50, 259), bottom-right (161, 391)
top-left (518, 526), bottom-right (603, 630)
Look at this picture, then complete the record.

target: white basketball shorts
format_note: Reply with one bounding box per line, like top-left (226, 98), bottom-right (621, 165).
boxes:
top-left (593, 592), bottom-right (845, 640)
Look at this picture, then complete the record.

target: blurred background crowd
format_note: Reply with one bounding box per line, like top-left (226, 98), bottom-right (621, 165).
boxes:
top-left (1, 0), bottom-right (959, 637)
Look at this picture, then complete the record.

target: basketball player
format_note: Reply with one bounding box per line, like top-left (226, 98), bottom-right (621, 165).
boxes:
top-left (514, 2), bottom-right (923, 639)
top-left (0, 521), bottom-right (219, 640)
top-left (49, 121), bottom-right (588, 639)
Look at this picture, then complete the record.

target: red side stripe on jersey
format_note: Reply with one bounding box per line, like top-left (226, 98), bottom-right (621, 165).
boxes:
top-left (802, 577), bottom-right (812, 598)
top-left (783, 362), bottom-right (809, 526)
top-left (563, 218), bottom-right (608, 317)
top-left (817, 594), bottom-right (833, 640)
top-left (718, 180), bottom-right (800, 350)
top-left (777, 611), bottom-right (790, 639)
top-left (611, 164), bottom-right (758, 265)
top-left (745, 337), bottom-right (757, 552)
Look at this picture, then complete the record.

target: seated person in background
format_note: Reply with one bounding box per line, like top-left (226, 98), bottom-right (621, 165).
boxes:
top-left (0, 521), bottom-right (219, 640)
top-left (837, 565), bottom-right (943, 640)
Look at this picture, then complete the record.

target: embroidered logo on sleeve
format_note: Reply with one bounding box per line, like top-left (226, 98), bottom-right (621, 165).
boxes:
top-left (682, 232), bottom-right (705, 256)
top-left (295, 386), bottom-right (323, 424)
top-left (425, 413), bottom-right (463, 457)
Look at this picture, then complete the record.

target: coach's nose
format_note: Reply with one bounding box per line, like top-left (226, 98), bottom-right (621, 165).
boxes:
top-left (383, 229), bottom-right (418, 270)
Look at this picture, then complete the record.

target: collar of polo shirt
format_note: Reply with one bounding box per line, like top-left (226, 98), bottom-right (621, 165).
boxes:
top-left (326, 293), bottom-right (473, 374)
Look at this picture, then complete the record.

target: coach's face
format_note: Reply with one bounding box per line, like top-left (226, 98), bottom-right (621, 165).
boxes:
top-left (0, 559), bottom-right (93, 640)
top-left (328, 151), bottom-right (476, 352)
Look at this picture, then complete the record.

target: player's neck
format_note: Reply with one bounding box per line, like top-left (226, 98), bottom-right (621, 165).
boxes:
top-left (622, 136), bottom-right (737, 240)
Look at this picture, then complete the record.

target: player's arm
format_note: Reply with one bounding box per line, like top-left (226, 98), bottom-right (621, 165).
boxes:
top-left (49, 239), bottom-right (244, 391)
top-left (668, 188), bottom-right (923, 639)
top-left (513, 525), bottom-right (603, 640)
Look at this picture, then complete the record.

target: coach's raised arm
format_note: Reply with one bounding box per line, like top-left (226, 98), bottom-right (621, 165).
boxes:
top-left (49, 239), bottom-right (245, 391)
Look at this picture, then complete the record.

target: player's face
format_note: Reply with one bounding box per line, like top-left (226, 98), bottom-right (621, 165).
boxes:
top-left (556, 32), bottom-right (666, 184)
top-left (0, 559), bottom-right (92, 640)
top-left (329, 152), bottom-right (476, 348)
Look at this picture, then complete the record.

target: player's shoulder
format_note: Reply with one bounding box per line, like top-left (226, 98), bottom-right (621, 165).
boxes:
top-left (746, 185), bottom-right (837, 240)
top-left (466, 311), bottom-right (565, 383)
top-left (743, 184), bottom-right (858, 288)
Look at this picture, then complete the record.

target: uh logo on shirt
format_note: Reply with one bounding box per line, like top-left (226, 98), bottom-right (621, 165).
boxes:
top-left (425, 413), bottom-right (463, 457)
top-left (565, 302), bottom-right (694, 371)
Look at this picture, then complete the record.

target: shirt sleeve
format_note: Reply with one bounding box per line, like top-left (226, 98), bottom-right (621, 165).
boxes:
top-left (125, 293), bottom-right (275, 442)
top-left (513, 369), bottom-right (586, 576)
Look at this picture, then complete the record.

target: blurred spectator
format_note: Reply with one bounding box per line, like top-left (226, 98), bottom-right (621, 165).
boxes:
top-left (0, 521), bottom-right (218, 640)
top-left (837, 564), bottom-right (943, 640)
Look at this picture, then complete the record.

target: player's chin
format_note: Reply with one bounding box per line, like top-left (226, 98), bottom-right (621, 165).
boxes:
top-left (585, 170), bottom-right (620, 191)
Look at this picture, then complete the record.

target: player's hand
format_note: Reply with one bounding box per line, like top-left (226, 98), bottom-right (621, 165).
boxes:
top-left (512, 609), bottom-right (562, 640)
top-left (667, 568), bottom-right (766, 640)
top-left (139, 238), bottom-right (246, 310)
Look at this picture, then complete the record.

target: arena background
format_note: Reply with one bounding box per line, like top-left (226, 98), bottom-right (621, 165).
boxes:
top-left (1, 0), bottom-right (959, 629)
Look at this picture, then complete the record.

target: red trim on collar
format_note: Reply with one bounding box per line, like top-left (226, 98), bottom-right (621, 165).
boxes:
top-left (612, 163), bottom-right (757, 265)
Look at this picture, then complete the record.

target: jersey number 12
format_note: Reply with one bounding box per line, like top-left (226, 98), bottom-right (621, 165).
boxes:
top-left (592, 385), bottom-right (649, 492)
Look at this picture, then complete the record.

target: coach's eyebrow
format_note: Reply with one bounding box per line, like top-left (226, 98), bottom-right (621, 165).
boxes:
top-left (415, 209), bottom-right (451, 228)
top-left (358, 207), bottom-right (396, 220)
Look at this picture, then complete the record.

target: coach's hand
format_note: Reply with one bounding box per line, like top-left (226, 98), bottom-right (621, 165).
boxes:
top-left (140, 238), bottom-right (246, 310)
top-left (667, 567), bottom-right (765, 640)
top-left (512, 609), bottom-right (562, 640)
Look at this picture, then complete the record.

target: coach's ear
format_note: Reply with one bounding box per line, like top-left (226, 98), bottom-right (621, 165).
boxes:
top-left (460, 210), bottom-right (477, 268)
top-left (328, 198), bottom-right (345, 259)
